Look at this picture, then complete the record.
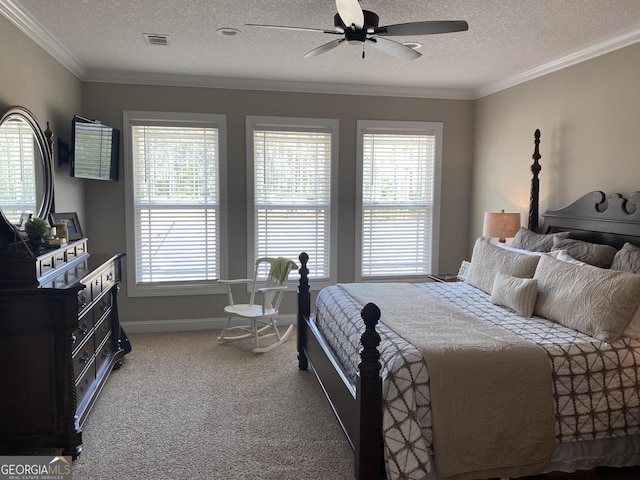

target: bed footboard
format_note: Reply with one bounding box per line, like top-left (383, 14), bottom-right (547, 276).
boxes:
top-left (297, 252), bottom-right (385, 480)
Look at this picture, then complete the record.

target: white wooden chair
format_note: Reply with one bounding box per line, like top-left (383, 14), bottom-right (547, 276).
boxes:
top-left (217, 257), bottom-right (297, 353)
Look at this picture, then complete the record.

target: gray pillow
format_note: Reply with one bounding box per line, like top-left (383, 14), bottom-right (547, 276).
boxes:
top-left (610, 242), bottom-right (640, 274)
top-left (534, 255), bottom-right (640, 341)
top-left (466, 237), bottom-right (541, 294)
top-left (511, 227), bottom-right (570, 252)
top-left (551, 237), bottom-right (617, 269)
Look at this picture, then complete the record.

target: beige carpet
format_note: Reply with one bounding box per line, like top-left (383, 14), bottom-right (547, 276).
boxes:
top-left (71, 329), bottom-right (354, 480)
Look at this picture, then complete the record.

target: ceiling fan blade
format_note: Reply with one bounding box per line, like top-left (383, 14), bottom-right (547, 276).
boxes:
top-left (304, 38), bottom-right (345, 58)
top-left (335, 0), bottom-right (364, 29)
top-left (246, 23), bottom-right (340, 34)
top-left (368, 37), bottom-right (421, 60)
top-left (378, 20), bottom-right (469, 36)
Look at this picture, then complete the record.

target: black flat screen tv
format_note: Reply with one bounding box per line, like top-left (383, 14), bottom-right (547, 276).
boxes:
top-left (71, 115), bottom-right (120, 180)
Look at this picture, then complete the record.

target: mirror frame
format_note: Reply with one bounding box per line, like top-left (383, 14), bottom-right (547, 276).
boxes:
top-left (0, 106), bottom-right (54, 220)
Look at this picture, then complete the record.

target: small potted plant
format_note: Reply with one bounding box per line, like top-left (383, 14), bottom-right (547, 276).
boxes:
top-left (24, 217), bottom-right (49, 248)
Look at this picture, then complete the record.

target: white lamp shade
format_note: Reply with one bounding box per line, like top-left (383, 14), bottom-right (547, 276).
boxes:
top-left (482, 210), bottom-right (521, 242)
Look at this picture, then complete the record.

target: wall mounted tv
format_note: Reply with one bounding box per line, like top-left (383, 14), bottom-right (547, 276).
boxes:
top-left (71, 115), bottom-right (120, 181)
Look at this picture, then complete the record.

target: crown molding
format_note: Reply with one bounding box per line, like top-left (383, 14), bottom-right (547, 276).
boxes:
top-left (474, 24), bottom-right (640, 99)
top-left (0, 0), bottom-right (85, 78)
top-left (82, 70), bottom-right (476, 100)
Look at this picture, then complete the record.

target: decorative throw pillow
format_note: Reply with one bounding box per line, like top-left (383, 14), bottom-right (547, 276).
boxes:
top-left (533, 255), bottom-right (640, 341)
top-left (511, 227), bottom-right (570, 252)
top-left (466, 237), bottom-right (541, 294)
top-left (551, 237), bottom-right (617, 268)
top-left (491, 272), bottom-right (538, 317)
top-left (610, 242), bottom-right (640, 274)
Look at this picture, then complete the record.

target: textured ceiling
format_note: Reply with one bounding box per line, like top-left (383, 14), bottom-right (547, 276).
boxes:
top-left (4, 0), bottom-right (640, 98)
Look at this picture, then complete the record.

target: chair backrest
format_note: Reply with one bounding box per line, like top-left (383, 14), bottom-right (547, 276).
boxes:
top-left (249, 257), bottom-right (297, 310)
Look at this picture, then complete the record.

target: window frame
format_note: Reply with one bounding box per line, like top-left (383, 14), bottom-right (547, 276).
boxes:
top-left (355, 120), bottom-right (442, 282)
top-left (123, 110), bottom-right (228, 297)
top-left (246, 115), bottom-right (339, 289)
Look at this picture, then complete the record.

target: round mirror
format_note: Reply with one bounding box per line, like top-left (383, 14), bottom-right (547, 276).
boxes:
top-left (0, 106), bottom-right (53, 224)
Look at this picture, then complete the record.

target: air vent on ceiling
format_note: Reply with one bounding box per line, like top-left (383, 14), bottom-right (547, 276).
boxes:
top-left (143, 33), bottom-right (171, 46)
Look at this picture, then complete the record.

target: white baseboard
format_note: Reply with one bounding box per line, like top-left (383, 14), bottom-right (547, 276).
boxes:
top-left (121, 313), bottom-right (296, 334)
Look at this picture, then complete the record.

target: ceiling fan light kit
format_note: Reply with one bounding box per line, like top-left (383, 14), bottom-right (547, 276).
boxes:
top-left (247, 0), bottom-right (468, 60)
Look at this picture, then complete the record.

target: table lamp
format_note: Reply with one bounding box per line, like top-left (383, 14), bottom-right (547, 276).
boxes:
top-left (482, 210), bottom-right (521, 243)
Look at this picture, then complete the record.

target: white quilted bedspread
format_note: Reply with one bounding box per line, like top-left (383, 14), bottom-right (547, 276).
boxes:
top-left (313, 281), bottom-right (640, 480)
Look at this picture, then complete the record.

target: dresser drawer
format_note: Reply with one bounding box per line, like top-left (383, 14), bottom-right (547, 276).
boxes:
top-left (75, 361), bottom-right (96, 409)
top-left (77, 287), bottom-right (91, 314)
top-left (95, 293), bottom-right (113, 323)
top-left (53, 250), bottom-right (66, 267)
top-left (38, 256), bottom-right (55, 277)
top-left (95, 332), bottom-right (114, 375)
top-left (102, 267), bottom-right (116, 291)
top-left (72, 345), bottom-right (93, 380)
top-left (71, 314), bottom-right (93, 353)
top-left (65, 245), bottom-right (78, 260)
top-left (90, 275), bottom-right (102, 300)
top-left (94, 311), bottom-right (113, 350)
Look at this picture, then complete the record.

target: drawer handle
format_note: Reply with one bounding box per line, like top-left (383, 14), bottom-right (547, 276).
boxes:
top-left (106, 272), bottom-right (114, 281)
top-left (80, 322), bottom-right (88, 334)
top-left (80, 350), bottom-right (90, 364)
top-left (100, 299), bottom-right (109, 312)
top-left (78, 293), bottom-right (87, 308)
top-left (94, 279), bottom-right (100, 286)
top-left (71, 333), bottom-right (77, 344)
top-left (101, 351), bottom-right (110, 359)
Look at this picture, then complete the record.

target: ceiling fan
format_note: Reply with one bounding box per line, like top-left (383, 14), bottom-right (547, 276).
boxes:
top-left (246, 0), bottom-right (468, 60)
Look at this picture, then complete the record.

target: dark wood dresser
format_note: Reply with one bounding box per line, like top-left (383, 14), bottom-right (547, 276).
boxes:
top-left (0, 238), bottom-right (131, 459)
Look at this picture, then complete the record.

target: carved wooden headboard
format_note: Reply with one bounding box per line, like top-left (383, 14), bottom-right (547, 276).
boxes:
top-left (541, 191), bottom-right (640, 249)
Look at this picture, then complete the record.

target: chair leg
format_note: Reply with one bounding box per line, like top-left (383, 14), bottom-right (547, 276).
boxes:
top-left (218, 315), bottom-right (233, 341)
top-left (217, 316), bottom-right (254, 343)
top-left (252, 320), bottom-right (294, 353)
top-left (252, 319), bottom-right (260, 349)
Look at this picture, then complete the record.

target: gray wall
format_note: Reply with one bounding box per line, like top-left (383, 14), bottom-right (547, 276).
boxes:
top-left (473, 43), bottom-right (640, 247)
top-left (80, 84), bottom-right (474, 325)
top-left (0, 15), bottom-right (84, 220)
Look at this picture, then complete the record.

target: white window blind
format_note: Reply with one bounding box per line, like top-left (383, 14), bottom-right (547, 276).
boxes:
top-left (359, 122), bottom-right (440, 278)
top-left (0, 120), bottom-right (36, 222)
top-left (248, 118), bottom-right (337, 282)
top-left (129, 121), bottom-right (222, 287)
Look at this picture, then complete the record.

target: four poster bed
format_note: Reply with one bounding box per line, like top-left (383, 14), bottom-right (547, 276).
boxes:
top-left (296, 130), bottom-right (640, 480)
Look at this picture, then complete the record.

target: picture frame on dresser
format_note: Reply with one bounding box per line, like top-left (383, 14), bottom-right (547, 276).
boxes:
top-left (49, 212), bottom-right (83, 240)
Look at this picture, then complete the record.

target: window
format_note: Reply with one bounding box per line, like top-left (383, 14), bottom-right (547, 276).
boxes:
top-left (0, 120), bottom-right (36, 223)
top-left (356, 120), bottom-right (442, 280)
top-left (123, 111), bottom-right (227, 296)
top-left (246, 116), bottom-right (338, 285)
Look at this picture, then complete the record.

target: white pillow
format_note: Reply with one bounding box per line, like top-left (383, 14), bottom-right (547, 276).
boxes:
top-left (547, 249), bottom-right (586, 266)
top-left (491, 272), bottom-right (538, 317)
top-left (466, 237), bottom-right (541, 294)
top-left (497, 243), bottom-right (545, 256)
top-left (533, 255), bottom-right (640, 341)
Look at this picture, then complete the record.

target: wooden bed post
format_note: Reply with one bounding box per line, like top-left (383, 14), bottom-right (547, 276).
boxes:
top-left (297, 252), bottom-right (310, 370)
top-left (356, 302), bottom-right (383, 480)
top-left (528, 128), bottom-right (542, 232)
